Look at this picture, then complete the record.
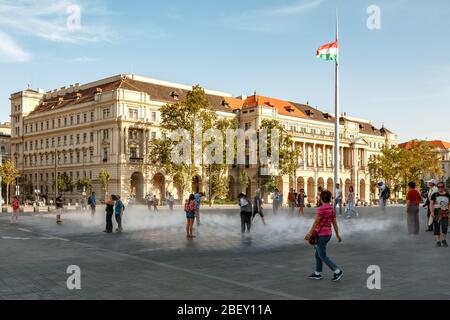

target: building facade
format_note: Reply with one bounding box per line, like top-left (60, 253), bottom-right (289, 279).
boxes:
top-left (0, 122), bottom-right (11, 203)
top-left (10, 74), bottom-right (397, 205)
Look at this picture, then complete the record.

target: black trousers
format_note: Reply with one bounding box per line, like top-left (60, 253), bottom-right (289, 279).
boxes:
top-left (106, 212), bottom-right (113, 233)
top-left (241, 212), bottom-right (252, 233)
top-left (115, 214), bottom-right (122, 230)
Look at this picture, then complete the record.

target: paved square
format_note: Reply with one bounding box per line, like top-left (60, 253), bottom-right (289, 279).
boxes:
top-left (0, 205), bottom-right (449, 300)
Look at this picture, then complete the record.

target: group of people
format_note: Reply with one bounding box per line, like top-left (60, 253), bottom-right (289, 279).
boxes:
top-left (103, 194), bottom-right (126, 233)
top-left (407, 179), bottom-right (449, 247)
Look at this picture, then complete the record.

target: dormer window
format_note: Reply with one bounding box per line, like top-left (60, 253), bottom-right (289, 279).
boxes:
top-left (305, 110), bottom-right (314, 117)
top-left (323, 113), bottom-right (330, 119)
top-left (170, 91), bottom-right (180, 100)
top-left (221, 100), bottom-right (230, 108)
top-left (285, 106), bottom-right (295, 113)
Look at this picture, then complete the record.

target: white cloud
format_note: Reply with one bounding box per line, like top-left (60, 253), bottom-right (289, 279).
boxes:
top-left (0, 31), bottom-right (31, 62)
top-left (0, 0), bottom-right (112, 44)
top-left (222, 0), bottom-right (324, 32)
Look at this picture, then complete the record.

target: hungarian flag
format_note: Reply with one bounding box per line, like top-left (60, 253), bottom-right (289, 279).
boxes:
top-left (316, 41), bottom-right (338, 61)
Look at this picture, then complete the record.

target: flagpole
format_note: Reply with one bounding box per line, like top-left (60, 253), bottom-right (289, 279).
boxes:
top-left (334, 13), bottom-right (340, 192)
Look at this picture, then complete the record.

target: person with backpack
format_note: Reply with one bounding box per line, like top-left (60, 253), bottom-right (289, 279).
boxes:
top-left (305, 190), bottom-right (344, 282)
top-left (184, 194), bottom-right (197, 239)
top-left (239, 193), bottom-right (253, 234)
top-left (406, 182), bottom-right (421, 235)
top-left (378, 182), bottom-right (390, 213)
top-left (114, 195), bottom-right (125, 233)
top-left (430, 182), bottom-right (450, 247)
top-left (11, 196), bottom-right (20, 224)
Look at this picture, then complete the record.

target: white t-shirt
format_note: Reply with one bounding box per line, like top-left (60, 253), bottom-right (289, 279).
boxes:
top-left (335, 188), bottom-right (342, 200)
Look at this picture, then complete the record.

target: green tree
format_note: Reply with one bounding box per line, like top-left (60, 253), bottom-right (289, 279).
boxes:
top-left (57, 173), bottom-right (73, 202)
top-left (98, 170), bottom-right (110, 200)
top-left (259, 119), bottom-right (302, 191)
top-left (147, 85), bottom-right (220, 201)
top-left (0, 160), bottom-right (20, 205)
top-left (76, 177), bottom-right (92, 192)
top-left (239, 170), bottom-right (249, 192)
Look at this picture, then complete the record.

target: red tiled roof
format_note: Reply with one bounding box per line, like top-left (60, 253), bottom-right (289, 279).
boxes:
top-left (399, 140), bottom-right (450, 150)
top-left (242, 95), bottom-right (309, 119)
top-left (29, 78), bottom-right (235, 115)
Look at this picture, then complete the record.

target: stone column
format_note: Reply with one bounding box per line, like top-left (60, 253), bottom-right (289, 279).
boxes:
top-left (322, 145), bottom-right (326, 170)
top-left (303, 142), bottom-right (307, 170)
top-left (313, 144), bottom-right (317, 169)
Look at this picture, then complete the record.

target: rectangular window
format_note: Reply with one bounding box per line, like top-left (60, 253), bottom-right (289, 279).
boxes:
top-left (90, 132), bottom-right (94, 143)
top-left (151, 132), bottom-right (156, 140)
top-left (103, 108), bottom-right (110, 119)
top-left (76, 134), bottom-right (80, 144)
top-left (90, 111), bottom-right (95, 122)
top-left (151, 112), bottom-right (157, 122)
top-left (83, 113), bottom-right (87, 123)
top-left (83, 133), bottom-right (87, 143)
top-left (103, 129), bottom-right (109, 140)
top-left (103, 148), bottom-right (108, 162)
top-left (77, 115), bottom-right (80, 124)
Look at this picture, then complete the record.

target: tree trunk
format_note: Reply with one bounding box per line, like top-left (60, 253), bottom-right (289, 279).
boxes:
top-left (6, 183), bottom-right (9, 206)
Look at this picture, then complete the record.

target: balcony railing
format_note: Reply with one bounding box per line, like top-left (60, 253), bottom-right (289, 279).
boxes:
top-left (129, 157), bottom-right (144, 163)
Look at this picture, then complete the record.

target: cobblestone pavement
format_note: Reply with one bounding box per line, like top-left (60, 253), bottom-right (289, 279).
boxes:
top-left (0, 205), bottom-right (449, 300)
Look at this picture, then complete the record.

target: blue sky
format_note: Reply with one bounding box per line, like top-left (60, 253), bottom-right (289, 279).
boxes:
top-left (0, 0), bottom-right (449, 142)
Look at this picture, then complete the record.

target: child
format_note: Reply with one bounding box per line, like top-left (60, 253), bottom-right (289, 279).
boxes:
top-left (305, 190), bottom-right (344, 282)
top-left (11, 196), bottom-right (20, 224)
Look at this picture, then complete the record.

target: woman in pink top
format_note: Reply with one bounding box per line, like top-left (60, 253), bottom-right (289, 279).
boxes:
top-left (305, 190), bottom-right (344, 282)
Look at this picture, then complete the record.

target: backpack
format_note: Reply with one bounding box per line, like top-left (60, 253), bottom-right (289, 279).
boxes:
top-left (87, 197), bottom-right (92, 205)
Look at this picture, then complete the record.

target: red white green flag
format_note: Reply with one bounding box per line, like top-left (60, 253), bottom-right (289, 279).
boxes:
top-left (316, 41), bottom-right (338, 61)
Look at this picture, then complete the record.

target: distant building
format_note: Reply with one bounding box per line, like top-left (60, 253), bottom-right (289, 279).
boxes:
top-left (10, 74), bottom-right (397, 205)
top-left (0, 122), bottom-right (11, 163)
top-left (399, 140), bottom-right (450, 181)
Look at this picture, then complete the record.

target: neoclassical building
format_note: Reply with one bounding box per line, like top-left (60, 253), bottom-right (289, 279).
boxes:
top-left (10, 74), bottom-right (397, 205)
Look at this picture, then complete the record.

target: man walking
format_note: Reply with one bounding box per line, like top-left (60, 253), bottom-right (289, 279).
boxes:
top-left (334, 184), bottom-right (343, 216)
top-left (55, 195), bottom-right (63, 224)
top-left (114, 195), bottom-right (125, 233)
top-left (252, 189), bottom-right (267, 226)
top-left (88, 192), bottom-right (96, 216)
top-left (272, 189), bottom-right (281, 215)
top-left (239, 193), bottom-right (253, 234)
top-left (377, 182), bottom-right (390, 213)
top-left (406, 182), bottom-right (421, 235)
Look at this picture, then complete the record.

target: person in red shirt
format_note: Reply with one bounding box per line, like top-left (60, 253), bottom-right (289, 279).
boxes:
top-left (11, 196), bottom-right (20, 224)
top-left (406, 182), bottom-right (422, 235)
top-left (288, 188), bottom-right (296, 216)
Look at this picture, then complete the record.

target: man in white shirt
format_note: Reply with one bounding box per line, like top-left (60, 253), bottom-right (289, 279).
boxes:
top-left (334, 184), bottom-right (343, 216)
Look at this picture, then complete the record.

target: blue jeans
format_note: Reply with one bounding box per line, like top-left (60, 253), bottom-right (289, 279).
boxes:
top-left (334, 199), bottom-right (342, 215)
top-left (346, 202), bottom-right (357, 217)
top-left (315, 236), bottom-right (339, 273)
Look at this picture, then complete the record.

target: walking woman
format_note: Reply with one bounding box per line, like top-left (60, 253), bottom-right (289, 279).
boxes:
top-left (185, 194), bottom-right (197, 239)
top-left (345, 186), bottom-right (359, 219)
top-left (103, 195), bottom-right (115, 234)
top-left (305, 190), bottom-right (344, 282)
top-left (11, 196), bottom-right (20, 224)
top-left (297, 189), bottom-right (306, 216)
